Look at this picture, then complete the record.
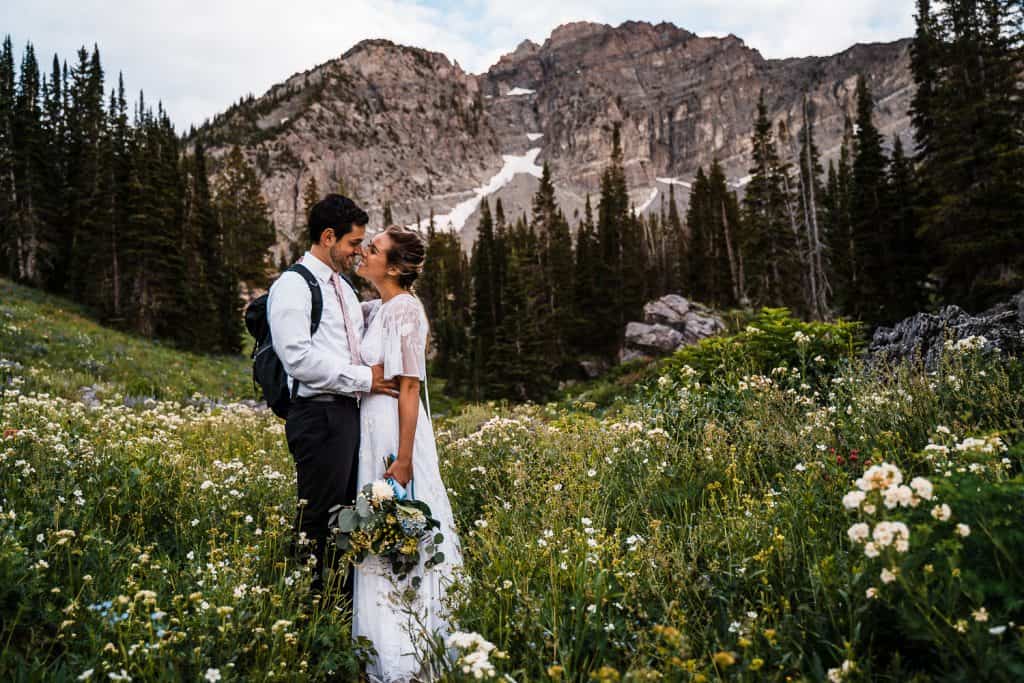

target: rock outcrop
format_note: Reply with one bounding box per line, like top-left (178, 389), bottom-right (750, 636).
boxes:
top-left (867, 292), bottom-right (1024, 369)
top-left (193, 21), bottom-right (914, 253)
top-left (621, 295), bottom-right (724, 362)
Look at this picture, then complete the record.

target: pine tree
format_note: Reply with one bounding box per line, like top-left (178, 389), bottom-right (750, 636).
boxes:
top-left (533, 163), bottom-right (574, 365)
top-left (489, 217), bottom-right (555, 401)
top-left (824, 120), bottom-right (856, 314)
top-left (849, 75), bottom-right (891, 324)
top-left (0, 36), bottom-right (15, 279)
top-left (742, 92), bottom-right (800, 309)
top-left (382, 200), bottom-right (393, 226)
top-left (11, 42), bottom-right (45, 285)
top-left (211, 146), bottom-right (275, 351)
top-left (470, 199), bottom-right (499, 397)
top-left (65, 45), bottom-right (107, 298)
top-left (708, 160), bottom-right (746, 308)
top-left (572, 194), bottom-right (602, 353)
top-left (686, 167), bottom-right (711, 301)
top-left (215, 146), bottom-right (276, 287)
top-left (595, 123), bottom-right (632, 355)
top-left (666, 183), bottom-right (686, 293)
top-left (912, 0), bottom-right (1024, 307)
top-left (883, 136), bottom-right (928, 320)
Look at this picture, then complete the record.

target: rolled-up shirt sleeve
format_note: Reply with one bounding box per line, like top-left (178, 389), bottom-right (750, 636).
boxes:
top-left (268, 273), bottom-right (372, 395)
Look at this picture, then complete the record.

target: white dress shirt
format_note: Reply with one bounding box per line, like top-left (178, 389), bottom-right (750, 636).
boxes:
top-left (267, 252), bottom-right (372, 398)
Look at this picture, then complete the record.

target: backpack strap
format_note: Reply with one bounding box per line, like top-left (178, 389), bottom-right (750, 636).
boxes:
top-left (285, 263), bottom-right (324, 399)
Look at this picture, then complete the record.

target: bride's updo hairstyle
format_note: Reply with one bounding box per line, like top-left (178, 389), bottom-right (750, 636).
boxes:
top-left (384, 225), bottom-right (426, 289)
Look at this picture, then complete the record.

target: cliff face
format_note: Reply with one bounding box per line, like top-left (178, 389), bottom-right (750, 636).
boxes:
top-left (197, 22), bottom-right (913, 251)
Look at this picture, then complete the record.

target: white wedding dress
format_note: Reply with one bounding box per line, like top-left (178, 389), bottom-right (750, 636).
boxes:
top-left (353, 293), bottom-right (463, 682)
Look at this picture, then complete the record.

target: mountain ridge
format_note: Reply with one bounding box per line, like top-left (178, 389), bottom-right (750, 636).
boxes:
top-left (191, 20), bottom-right (913, 255)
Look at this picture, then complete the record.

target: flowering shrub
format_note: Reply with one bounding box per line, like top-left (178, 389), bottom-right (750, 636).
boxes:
top-left (661, 307), bottom-right (862, 386)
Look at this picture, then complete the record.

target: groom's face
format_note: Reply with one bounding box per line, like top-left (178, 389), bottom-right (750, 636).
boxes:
top-left (328, 223), bottom-right (366, 272)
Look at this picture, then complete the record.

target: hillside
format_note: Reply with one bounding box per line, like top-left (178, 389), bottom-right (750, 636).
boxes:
top-left (3, 292), bottom-right (1022, 680)
top-left (0, 278), bottom-right (253, 402)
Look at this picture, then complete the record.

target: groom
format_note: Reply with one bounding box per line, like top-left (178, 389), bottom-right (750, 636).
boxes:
top-left (267, 193), bottom-right (399, 594)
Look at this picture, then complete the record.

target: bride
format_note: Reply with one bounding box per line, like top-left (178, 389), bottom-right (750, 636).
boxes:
top-left (352, 225), bottom-right (463, 682)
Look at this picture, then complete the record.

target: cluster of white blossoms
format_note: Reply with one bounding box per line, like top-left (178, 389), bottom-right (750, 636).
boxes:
top-left (446, 631), bottom-right (506, 679)
top-left (954, 435), bottom-right (1006, 454)
top-left (944, 335), bottom-right (990, 353)
top-left (793, 330), bottom-right (813, 346)
top-left (843, 463), bottom-right (938, 558)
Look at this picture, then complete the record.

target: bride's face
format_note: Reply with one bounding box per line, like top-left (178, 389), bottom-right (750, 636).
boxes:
top-left (356, 232), bottom-right (398, 283)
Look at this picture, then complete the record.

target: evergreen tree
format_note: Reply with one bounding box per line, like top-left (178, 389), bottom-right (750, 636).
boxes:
top-left (595, 123), bottom-right (632, 355)
top-left (0, 36), bottom-right (15, 278)
top-left (212, 145), bottom-right (275, 350)
top-left (824, 120), bottom-right (856, 314)
top-left (686, 167), bottom-right (712, 301)
top-left (666, 183), bottom-right (686, 293)
top-left (849, 75), bottom-right (891, 324)
top-left (742, 92), bottom-right (800, 309)
top-left (11, 42), bottom-right (45, 285)
top-left (470, 199), bottom-right (499, 397)
top-left (883, 136), bottom-right (928, 320)
top-left (534, 163), bottom-right (574, 365)
top-left (488, 217), bottom-right (555, 401)
top-left (572, 194), bottom-right (602, 353)
top-left (912, 0), bottom-right (1024, 307)
top-left (65, 45), bottom-right (106, 298)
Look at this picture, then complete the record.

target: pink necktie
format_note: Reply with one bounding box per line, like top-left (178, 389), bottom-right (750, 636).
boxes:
top-left (329, 273), bottom-right (361, 364)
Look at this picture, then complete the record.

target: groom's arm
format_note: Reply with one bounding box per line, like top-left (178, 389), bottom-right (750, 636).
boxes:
top-left (268, 273), bottom-right (372, 395)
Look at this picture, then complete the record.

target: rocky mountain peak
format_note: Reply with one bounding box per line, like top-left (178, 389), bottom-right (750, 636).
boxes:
top-left (196, 20), bottom-right (914, 255)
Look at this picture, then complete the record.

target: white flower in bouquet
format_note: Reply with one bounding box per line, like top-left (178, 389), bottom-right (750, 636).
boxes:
top-left (371, 480), bottom-right (395, 503)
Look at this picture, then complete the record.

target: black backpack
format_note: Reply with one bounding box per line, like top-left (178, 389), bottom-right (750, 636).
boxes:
top-left (245, 264), bottom-right (323, 418)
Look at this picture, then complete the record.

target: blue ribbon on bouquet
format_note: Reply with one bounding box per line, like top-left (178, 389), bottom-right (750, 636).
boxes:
top-left (384, 454), bottom-right (414, 501)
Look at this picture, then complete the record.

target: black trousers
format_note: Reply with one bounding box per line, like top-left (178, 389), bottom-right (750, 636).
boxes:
top-left (284, 396), bottom-right (360, 596)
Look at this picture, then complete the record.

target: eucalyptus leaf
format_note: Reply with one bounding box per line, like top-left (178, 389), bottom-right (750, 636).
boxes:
top-left (355, 497), bottom-right (371, 517)
top-left (337, 509), bottom-right (360, 533)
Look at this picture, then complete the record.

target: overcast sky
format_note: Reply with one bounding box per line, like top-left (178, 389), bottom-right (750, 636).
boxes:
top-left (1, 1), bottom-right (916, 131)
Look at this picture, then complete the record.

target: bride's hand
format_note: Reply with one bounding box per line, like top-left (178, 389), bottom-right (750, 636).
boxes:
top-left (384, 457), bottom-right (413, 486)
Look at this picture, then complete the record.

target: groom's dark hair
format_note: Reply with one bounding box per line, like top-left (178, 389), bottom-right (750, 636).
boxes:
top-left (309, 193), bottom-right (369, 244)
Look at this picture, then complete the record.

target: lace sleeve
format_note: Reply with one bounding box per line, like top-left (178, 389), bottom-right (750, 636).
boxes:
top-left (361, 299), bottom-right (382, 325)
top-left (381, 296), bottom-right (427, 381)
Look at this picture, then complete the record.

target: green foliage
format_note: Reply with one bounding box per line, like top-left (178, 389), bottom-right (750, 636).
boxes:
top-left (661, 307), bottom-right (863, 386)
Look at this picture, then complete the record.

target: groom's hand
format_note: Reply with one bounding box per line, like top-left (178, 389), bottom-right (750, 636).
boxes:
top-left (370, 364), bottom-right (400, 398)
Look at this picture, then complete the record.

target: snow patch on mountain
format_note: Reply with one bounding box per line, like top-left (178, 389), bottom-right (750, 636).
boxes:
top-left (526, 132), bottom-right (543, 141)
top-left (507, 87), bottom-right (536, 96)
top-left (410, 148), bottom-right (544, 232)
top-left (656, 176), bottom-right (693, 189)
top-left (637, 187), bottom-right (660, 213)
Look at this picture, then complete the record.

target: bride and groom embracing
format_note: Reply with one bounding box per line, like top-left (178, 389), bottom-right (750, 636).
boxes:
top-left (265, 193), bottom-right (461, 682)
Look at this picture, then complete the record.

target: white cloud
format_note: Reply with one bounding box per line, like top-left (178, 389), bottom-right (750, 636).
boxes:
top-left (0, 0), bottom-right (915, 130)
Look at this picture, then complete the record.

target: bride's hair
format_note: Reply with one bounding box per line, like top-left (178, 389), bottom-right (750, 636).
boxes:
top-left (383, 225), bottom-right (426, 289)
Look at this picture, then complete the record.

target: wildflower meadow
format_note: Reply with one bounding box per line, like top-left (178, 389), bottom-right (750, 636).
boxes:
top-left (2, 280), bottom-right (1022, 681)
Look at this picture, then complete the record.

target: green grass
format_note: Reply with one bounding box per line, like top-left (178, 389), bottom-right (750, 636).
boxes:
top-left (1, 283), bottom-right (1022, 681)
top-left (0, 278), bottom-right (253, 403)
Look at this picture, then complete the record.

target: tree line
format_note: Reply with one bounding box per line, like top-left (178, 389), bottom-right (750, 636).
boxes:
top-left (416, 0), bottom-right (1022, 402)
top-left (0, 38), bottom-right (275, 353)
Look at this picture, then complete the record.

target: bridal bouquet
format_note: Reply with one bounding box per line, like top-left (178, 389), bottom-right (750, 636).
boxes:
top-left (328, 480), bottom-right (445, 583)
